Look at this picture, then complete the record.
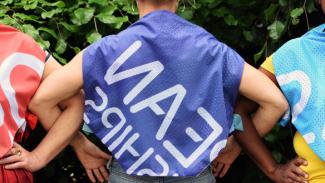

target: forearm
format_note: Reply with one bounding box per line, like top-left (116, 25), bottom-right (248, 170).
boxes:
top-left (70, 131), bottom-right (88, 151)
top-left (31, 93), bottom-right (84, 166)
top-left (252, 106), bottom-right (284, 136)
top-left (34, 109), bottom-right (86, 157)
top-left (233, 95), bottom-right (288, 180)
top-left (233, 110), bottom-right (278, 179)
top-left (237, 96), bottom-right (283, 137)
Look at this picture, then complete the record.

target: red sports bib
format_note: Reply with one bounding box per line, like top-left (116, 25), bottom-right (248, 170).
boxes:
top-left (0, 24), bottom-right (45, 157)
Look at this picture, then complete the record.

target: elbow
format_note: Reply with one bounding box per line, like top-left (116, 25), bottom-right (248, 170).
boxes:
top-left (274, 96), bottom-right (289, 115)
top-left (60, 92), bottom-right (85, 112)
top-left (28, 97), bottom-right (41, 115)
top-left (28, 94), bottom-right (49, 115)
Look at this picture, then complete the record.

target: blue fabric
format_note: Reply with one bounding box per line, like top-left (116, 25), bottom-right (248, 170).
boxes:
top-left (229, 114), bottom-right (244, 133)
top-left (82, 10), bottom-right (244, 176)
top-left (272, 23), bottom-right (325, 161)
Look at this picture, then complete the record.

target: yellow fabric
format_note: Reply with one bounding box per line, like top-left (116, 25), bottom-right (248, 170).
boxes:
top-left (294, 132), bottom-right (325, 182)
top-left (260, 55), bottom-right (275, 74)
top-left (261, 57), bottom-right (325, 182)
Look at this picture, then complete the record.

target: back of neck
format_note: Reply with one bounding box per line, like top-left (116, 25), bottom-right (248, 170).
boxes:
top-left (138, 1), bottom-right (177, 18)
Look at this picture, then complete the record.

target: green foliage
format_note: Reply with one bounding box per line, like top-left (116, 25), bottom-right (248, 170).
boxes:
top-left (1, 0), bottom-right (323, 182)
top-left (1, 0), bottom-right (319, 64)
top-left (177, 0), bottom-right (319, 64)
top-left (0, 0), bottom-right (136, 63)
top-left (267, 20), bottom-right (285, 40)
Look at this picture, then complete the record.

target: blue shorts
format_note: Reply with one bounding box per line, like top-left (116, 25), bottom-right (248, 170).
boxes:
top-left (108, 160), bottom-right (216, 183)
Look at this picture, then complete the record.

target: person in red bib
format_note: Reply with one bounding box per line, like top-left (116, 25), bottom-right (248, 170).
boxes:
top-left (0, 24), bottom-right (111, 183)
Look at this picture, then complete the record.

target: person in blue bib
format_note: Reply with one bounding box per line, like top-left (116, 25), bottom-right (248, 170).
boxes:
top-left (0, 0), bottom-right (310, 182)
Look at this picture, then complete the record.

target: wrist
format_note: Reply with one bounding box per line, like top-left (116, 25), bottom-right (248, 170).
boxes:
top-left (70, 132), bottom-right (85, 150)
top-left (32, 149), bottom-right (49, 168)
top-left (264, 163), bottom-right (279, 181)
top-left (227, 136), bottom-right (242, 153)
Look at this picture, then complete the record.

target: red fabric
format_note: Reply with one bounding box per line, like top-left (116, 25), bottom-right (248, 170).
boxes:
top-left (0, 165), bottom-right (33, 183)
top-left (25, 112), bottom-right (38, 131)
top-left (0, 24), bottom-right (45, 157)
top-left (0, 24), bottom-right (45, 183)
top-left (21, 112), bottom-right (38, 142)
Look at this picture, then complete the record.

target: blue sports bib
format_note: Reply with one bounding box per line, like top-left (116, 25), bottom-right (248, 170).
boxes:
top-left (82, 10), bottom-right (244, 176)
top-left (273, 23), bottom-right (325, 161)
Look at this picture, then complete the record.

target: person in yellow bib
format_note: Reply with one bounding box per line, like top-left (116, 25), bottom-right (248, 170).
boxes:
top-left (213, 1), bottom-right (325, 182)
top-left (260, 55), bottom-right (325, 182)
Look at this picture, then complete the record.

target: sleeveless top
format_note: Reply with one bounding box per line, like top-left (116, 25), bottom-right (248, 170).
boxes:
top-left (0, 24), bottom-right (45, 157)
top-left (273, 23), bottom-right (325, 161)
top-left (82, 10), bottom-right (244, 176)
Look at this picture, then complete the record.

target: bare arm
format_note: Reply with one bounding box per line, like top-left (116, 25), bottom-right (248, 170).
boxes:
top-left (231, 63), bottom-right (307, 182)
top-left (29, 51), bottom-right (84, 115)
top-left (237, 63), bottom-right (288, 129)
top-left (0, 52), bottom-right (110, 183)
top-left (245, 67), bottom-right (282, 136)
top-left (19, 55), bottom-right (84, 169)
top-left (233, 63), bottom-right (287, 177)
top-left (30, 52), bottom-right (111, 182)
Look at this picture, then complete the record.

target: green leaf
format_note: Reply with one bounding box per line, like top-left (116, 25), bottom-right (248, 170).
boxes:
top-left (59, 22), bottom-right (79, 33)
top-left (38, 0), bottom-right (66, 8)
top-left (96, 5), bottom-right (117, 17)
top-left (224, 15), bottom-right (238, 26)
top-left (37, 39), bottom-right (50, 49)
top-left (19, 24), bottom-right (50, 49)
top-left (71, 8), bottom-right (95, 26)
top-left (88, 0), bottom-right (107, 6)
top-left (0, 0), bottom-right (13, 5)
top-left (243, 30), bottom-right (253, 42)
top-left (21, 24), bottom-right (39, 39)
top-left (178, 9), bottom-right (194, 20)
top-left (96, 15), bottom-right (128, 29)
top-left (290, 8), bottom-right (304, 19)
top-left (290, 8), bottom-right (304, 25)
top-left (254, 43), bottom-right (266, 63)
top-left (267, 20), bottom-right (285, 40)
top-left (13, 13), bottom-right (43, 23)
top-left (41, 9), bottom-right (62, 19)
top-left (291, 18), bottom-right (300, 25)
top-left (51, 1), bottom-right (65, 8)
top-left (38, 27), bottom-right (58, 39)
top-left (55, 39), bottom-right (67, 55)
top-left (0, 16), bottom-right (16, 26)
top-left (87, 32), bottom-right (102, 44)
top-left (53, 52), bottom-right (67, 64)
top-left (72, 46), bottom-right (81, 54)
top-left (0, 5), bottom-right (9, 17)
top-left (23, 1), bottom-right (38, 10)
top-left (121, 3), bottom-right (138, 15)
